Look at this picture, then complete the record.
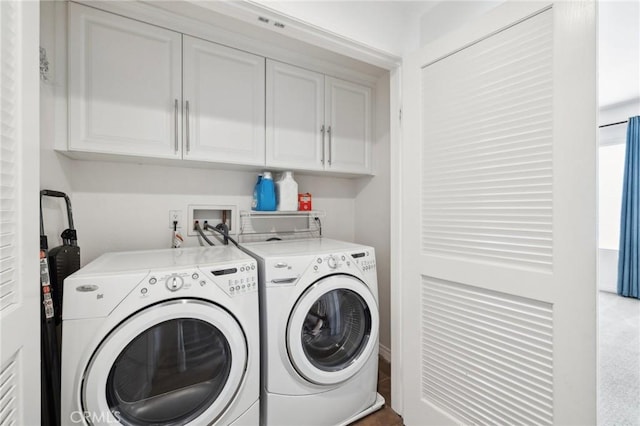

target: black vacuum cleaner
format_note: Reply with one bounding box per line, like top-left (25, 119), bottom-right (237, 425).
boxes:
top-left (40, 190), bottom-right (80, 325)
top-left (40, 190), bottom-right (81, 426)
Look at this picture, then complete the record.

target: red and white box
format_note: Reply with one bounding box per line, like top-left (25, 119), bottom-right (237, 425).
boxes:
top-left (298, 193), bottom-right (312, 211)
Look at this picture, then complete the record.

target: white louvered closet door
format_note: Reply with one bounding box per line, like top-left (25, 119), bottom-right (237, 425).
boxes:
top-left (400, 2), bottom-right (596, 425)
top-left (0, 1), bottom-right (41, 424)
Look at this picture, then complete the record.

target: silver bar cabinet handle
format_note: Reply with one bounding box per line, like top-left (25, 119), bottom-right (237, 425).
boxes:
top-left (321, 125), bottom-right (325, 164)
top-left (327, 125), bottom-right (332, 165)
top-left (174, 99), bottom-right (179, 153)
top-left (185, 100), bottom-right (191, 154)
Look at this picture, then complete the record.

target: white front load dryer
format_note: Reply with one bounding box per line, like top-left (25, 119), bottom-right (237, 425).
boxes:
top-left (241, 238), bottom-right (384, 426)
top-left (60, 246), bottom-right (259, 426)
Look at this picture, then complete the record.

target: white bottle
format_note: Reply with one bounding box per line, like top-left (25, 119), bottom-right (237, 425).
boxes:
top-left (276, 171), bottom-right (299, 211)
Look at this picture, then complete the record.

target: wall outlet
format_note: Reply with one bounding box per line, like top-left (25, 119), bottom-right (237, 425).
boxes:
top-left (169, 210), bottom-right (183, 229)
top-left (187, 205), bottom-right (236, 237)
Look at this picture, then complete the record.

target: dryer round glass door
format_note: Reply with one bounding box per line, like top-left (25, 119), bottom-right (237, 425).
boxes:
top-left (82, 299), bottom-right (247, 426)
top-left (287, 274), bottom-right (379, 385)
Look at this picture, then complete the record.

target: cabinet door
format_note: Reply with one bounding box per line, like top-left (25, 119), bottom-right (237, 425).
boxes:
top-left (266, 60), bottom-right (325, 171)
top-left (325, 77), bottom-right (372, 174)
top-left (68, 3), bottom-right (182, 158)
top-left (183, 36), bottom-right (265, 165)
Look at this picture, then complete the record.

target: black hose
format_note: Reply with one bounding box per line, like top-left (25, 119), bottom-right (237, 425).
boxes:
top-left (204, 223), bottom-right (240, 248)
top-left (194, 221), bottom-right (215, 246)
top-left (214, 222), bottom-right (229, 245)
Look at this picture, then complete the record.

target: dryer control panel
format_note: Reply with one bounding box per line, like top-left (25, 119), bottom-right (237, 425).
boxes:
top-left (310, 250), bottom-right (376, 273)
top-left (307, 249), bottom-right (377, 278)
top-left (313, 253), bottom-right (351, 272)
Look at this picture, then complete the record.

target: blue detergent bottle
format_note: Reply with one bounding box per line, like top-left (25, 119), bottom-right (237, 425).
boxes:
top-left (258, 172), bottom-right (276, 211)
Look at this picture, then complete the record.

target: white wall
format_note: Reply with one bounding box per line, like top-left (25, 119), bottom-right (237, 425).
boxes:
top-left (69, 162), bottom-right (358, 264)
top-left (599, 0), bottom-right (640, 108)
top-left (258, 1), bottom-right (436, 57)
top-left (419, 1), bottom-right (503, 46)
top-left (599, 141), bottom-right (626, 250)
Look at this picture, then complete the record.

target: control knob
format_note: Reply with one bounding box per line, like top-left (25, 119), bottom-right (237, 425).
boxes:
top-left (166, 275), bottom-right (184, 292)
top-left (327, 256), bottom-right (337, 269)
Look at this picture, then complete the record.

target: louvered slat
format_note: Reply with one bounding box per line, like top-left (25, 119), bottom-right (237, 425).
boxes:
top-left (421, 10), bottom-right (554, 272)
top-left (0, 0), bottom-right (18, 313)
top-left (421, 276), bottom-right (554, 426)
top-left (0, 356), bottom-right (18, 425)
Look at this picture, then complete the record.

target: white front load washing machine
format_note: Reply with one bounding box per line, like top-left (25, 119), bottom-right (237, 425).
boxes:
top-left (60, 246), bottom-right (259, 426)
top-left (241, 238), bottom-right (384, 426)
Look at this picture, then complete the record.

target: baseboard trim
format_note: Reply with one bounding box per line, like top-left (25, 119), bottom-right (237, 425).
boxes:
top-left (379, 343), bottom-right (391, 362)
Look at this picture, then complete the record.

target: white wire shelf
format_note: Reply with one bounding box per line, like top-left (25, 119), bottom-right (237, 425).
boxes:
top-left (239, 210), bottom-right (325, 243)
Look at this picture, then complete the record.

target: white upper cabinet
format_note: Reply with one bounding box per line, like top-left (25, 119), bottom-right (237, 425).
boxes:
top-left (66, 3), bottom-right (373, 175)
top-left (68, 2), bottom-right (182, 158)
top-left (325, 77), bottom-right (372, 174)
top-left (267, 61), bottom-right (373, 174)
top-left (183, 36), bottom-right (265, 166)
top-left (266, 60), bottom-right (325, 171)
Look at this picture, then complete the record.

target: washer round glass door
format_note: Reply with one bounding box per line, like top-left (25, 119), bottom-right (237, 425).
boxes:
top-left (82, 299), bottom-right (247, 426)
top-left (287, 274), bottom-right (379, 385)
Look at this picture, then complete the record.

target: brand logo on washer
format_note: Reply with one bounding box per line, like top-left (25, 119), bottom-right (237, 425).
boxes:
top-left (76, 284), bottom-right (99, 292)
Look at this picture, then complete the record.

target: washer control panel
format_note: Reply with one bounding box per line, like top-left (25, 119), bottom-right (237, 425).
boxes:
top-left (142, 270), bottom-right (202, 297)
top-left (213, 261), bottom-right (258, 296)
top-left (139, 260), bottom-right (258, 298)
top-left (350, 250), bottom-right (376, 272)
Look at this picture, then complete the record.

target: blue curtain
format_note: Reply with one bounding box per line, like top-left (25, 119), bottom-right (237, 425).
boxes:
top-left (617, 116), bottom-right (640, 298)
